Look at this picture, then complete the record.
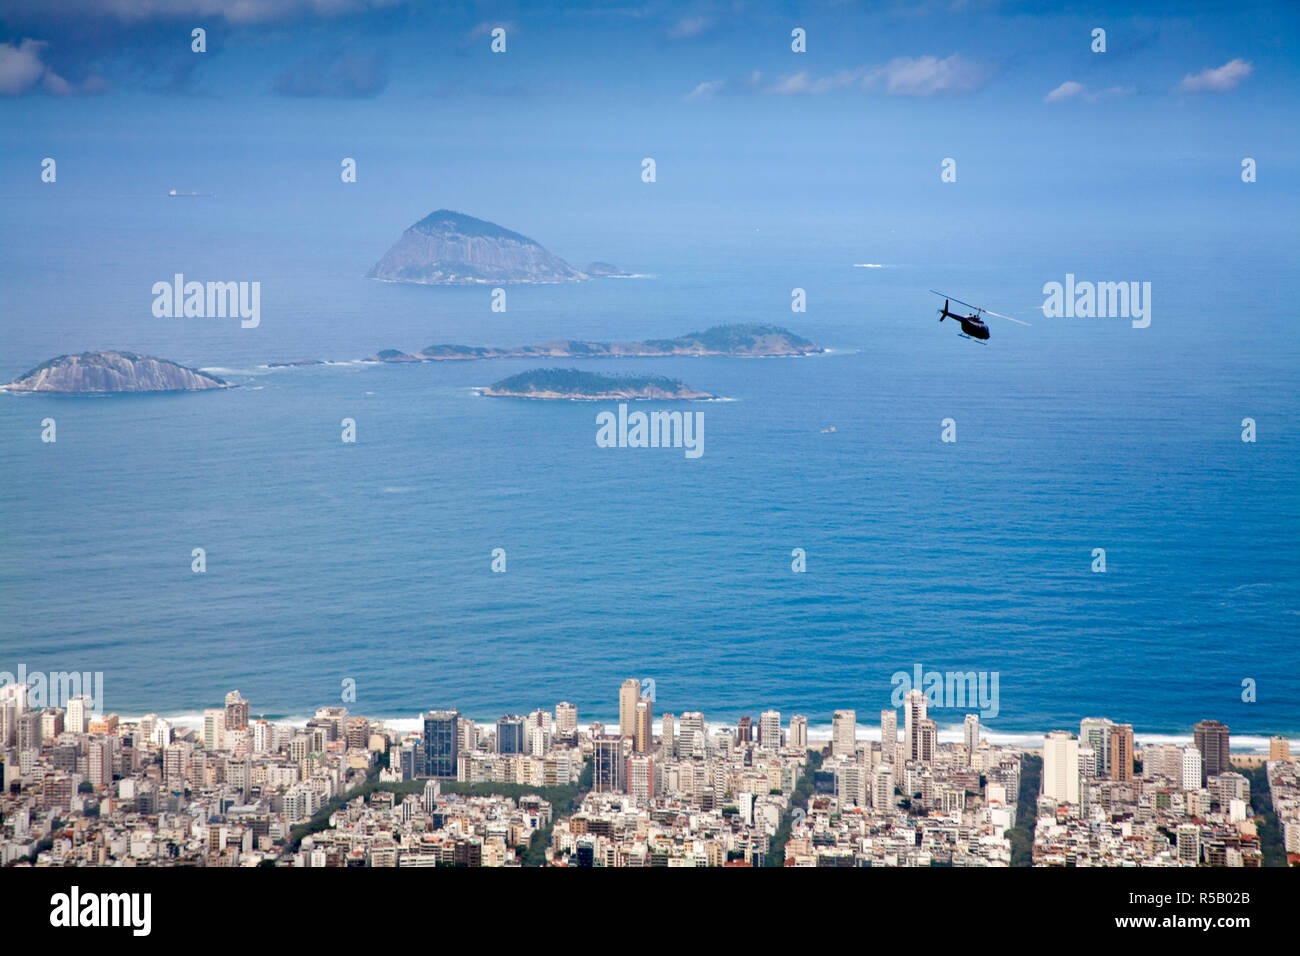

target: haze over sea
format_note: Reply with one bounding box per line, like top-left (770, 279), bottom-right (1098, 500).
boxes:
top-left (1, 179), bottom-right (1296, 747)
top-left (2, 0), bottom-right (1298, 746)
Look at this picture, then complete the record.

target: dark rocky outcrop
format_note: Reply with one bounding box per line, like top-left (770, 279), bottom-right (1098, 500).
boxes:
top-left (367, 209), bottom-right (586, 285)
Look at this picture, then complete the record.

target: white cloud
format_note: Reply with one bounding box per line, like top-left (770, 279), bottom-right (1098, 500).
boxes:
top-left (683, 71), bottom-right (763, 100)
top-left (685, 79), bottom-right (724, 101)
top-left (1045, 80), bottom-right (1084, 102)
top-left (0, 40), bottom-right (49, 96)
top-left (0, 39), bottom-right (97, 96)
top-left (667, 15), bottom-right (714, 40)
top-left (768, 55), bottom-right (988, 97)
top-left (1177, 58), bottom-right (1253, 93)
top-left (1045, 80), bottom-right (1133, 103)
top-left (4, 0), bottom-right (403, 27)
top-left (870, 54), bottom-right (986, 96)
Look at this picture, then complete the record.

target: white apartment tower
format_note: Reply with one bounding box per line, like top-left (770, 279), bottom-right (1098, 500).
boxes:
top-left (759, 710), bottom-right (781, 751)
top-left (880, 710), bottom-right (898, 762)
top-left (203, 708), bottom-right (225, 751)
top-left (1181, 747), bottom-right (1203, 792)
top-left (788, 714), bottom-right (808, 751)
top-left (872, 763), bottom-right (895, 811)
top-left (1043, 731), bottom-right (1080, 804)
top-left (905, 690), bottom-right (927, 761)
top-left (66, 695), bottom-right (93, 735)
top-left (963, 714), bottom-right (980, 762)
top-left (832, 709), bottom-right (856, 757)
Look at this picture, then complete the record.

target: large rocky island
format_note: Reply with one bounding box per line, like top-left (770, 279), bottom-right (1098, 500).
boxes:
top-left (372, 323), bottom-right (821, 363)
top-left (367, 209), bottom-right (586, 285)
top-left (481, 368), bottom-right (714, 401)
top-left (3, 351), bottom-right (232, 393)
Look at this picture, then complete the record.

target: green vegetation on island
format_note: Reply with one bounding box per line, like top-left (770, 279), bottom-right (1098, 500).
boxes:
top-left (366, 323), bottom-right (822, 363)
top-left (483, 367), bottom-right (714, 400)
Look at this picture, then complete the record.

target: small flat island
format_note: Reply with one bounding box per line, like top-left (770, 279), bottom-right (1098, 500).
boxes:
top-left (481, 368), bottom-right (714, 401)
top-left (3, 350), bottom-right (232, 393)
top-left (371, 323), bottom-right (822, 364)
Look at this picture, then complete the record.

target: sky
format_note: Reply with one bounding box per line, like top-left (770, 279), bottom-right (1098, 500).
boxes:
top-left (1, 0), bottom-right (1296, 253)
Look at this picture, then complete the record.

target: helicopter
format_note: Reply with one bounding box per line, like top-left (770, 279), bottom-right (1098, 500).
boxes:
top-left (929, 290), bottom-right (1030, 342)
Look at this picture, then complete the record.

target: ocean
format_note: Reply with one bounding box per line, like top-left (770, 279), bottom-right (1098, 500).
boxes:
top-left (1, 186), bottom-right (1297, 746)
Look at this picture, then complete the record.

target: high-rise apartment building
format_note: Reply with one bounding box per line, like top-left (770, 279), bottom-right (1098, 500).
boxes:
top-left (422, 710), bottom-right (460, 778)
top-left (759, 710), bottom-right (781, 750)
top-left (634, 700), bottom-right (653, 754)
top-left (661, 713), bottom-right (676, 758)
top-left (905, 690), bottom-right (927, 761)
top-left (41, 708), bottom-right (64, 744)
top-left (788, 714), bottom-right (807, 751)
top-left (679, 712), bottom-right (706, 757)
top-left (880, 710), bottom-right (897, 762)
top-left (66, 695), bottom-right (92, 735)
top-left (832, 709), bottom-right (856, 757)
top-left (963, 714), bottom-right (980, 763)
top-left (627, 754), bottom-right (656, 804)
top-left (253, 719), bottom-right (271, 754)
top-left (1108, 723), bottom-right (1134, 781)
top-left (1177, 823), bottom-right (1200, 864)
top-left (1079, 717), bottom-right (1114, 777)
top-left (203, 708), bottom-right (225, 751)
top-left (593, 734), bottom-right (625, 793)
top-left (345, 716), bottom-right (370, 750)
top-left (736, 715), bottom-right (753, 744)
top-left (87, 737), bottom-right (112, 788)
top-left (224, 690), bottom-right (249, 731)
top-left (917, 718), bottom-right (938, 764)
top-left (1043, 731), bottom-right (1080, 803)
top-left (496, 714), bottom-right (525, 755)
top-left (1181, 746), bottom-right (1202, 792)
top-left (619, 679), bottom-right (642, 738)
top-left (872, 763), bottom-right (895, 811)
top-left (1194, 720), bottom-right (1230, 786)
top-left (555, 701), bottom-right (578, 739)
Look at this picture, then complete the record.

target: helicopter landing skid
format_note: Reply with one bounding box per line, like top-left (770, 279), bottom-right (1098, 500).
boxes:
top-left (958, 333), bottom-right (988, 344)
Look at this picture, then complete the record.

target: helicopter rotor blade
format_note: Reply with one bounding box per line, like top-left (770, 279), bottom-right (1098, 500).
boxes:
top-left (983, 309), bottom-right (1031, 326)
top-left (929, 290), bottom-right (983, 313)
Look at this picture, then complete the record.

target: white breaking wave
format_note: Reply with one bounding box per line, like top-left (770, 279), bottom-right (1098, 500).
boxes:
top-left (115, 712), bottom-right (1296, 754)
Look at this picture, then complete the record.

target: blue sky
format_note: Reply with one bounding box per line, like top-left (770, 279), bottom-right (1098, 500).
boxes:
top-left (1, 0), bottom-right (1296, 252)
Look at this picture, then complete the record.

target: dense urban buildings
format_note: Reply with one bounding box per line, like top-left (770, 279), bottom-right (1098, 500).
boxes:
top-left (0, 682), bottom-right (1294, 868)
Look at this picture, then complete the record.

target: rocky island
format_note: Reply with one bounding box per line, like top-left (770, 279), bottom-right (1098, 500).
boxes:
top-left (584, 261), bottom-right (632, 277)
top-left (3, 351), bottom-right (232, 393)
top-left (481, 368), bottom-right (714, 401)
top-left (367, 209), bottom-right (586, 285)
top-left (371, 323), bottom-right (821, 363)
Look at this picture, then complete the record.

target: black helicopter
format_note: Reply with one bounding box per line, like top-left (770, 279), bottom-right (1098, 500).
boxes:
top-left (929, 290), bottom-right (1029, 342)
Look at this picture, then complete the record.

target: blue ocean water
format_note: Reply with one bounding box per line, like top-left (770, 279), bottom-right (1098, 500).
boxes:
top-left (1, 187), bottom-right (1297, 741)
